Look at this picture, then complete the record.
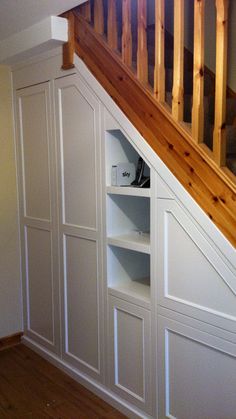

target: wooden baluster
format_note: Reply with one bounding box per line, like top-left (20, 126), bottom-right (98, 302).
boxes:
top-left (213, 0), bottom-right (229, 166)
top-left (137, 0), bottom-right (148, 84)
top-left (192, 0), bottom-right (205, 143)
top-left (122, 0), bottom-right (132, 67)
top-left (108, 0), bottom-right (118, 50)
top-left (172, 0), bottom-right (184, 121)
top-left (94, 0), bottom-right (104, 35)
top-left (154, 0), bottom-right (165, 102)
top-left (80, 1), bottom-right (91, 22)
top-left (62, 11), bottom-right (75, 70)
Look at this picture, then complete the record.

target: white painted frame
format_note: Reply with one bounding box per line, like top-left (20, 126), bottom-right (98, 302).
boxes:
top-left (54, 73), bottom-right (105, 382)
top-left (15, 81), bottom-right (60, 354)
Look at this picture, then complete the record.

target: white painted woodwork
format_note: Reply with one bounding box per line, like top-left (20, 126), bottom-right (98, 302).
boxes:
top-left (156, 175), bottom-right (175, 199)
top-left (55, 73), bottom-right (103, 381)
top-left (107, 185), bottom-right (150, 197)
top-left (107, 233), bottom-right (150, 254)
top-left (158, 314), bottom-right (236, 419)
top-left (57, 78), bottom-right (97, 229)
top-left (157, 199), bottom-right (236, 333)
top-left (13, 51), bottom-right (76, 90)
top-left (63, 235), bottom-right (99, 371)
top-left (0, 16), bottom-right (68, 65)
top-left (15, 81), bottom-right (60, 354)
top-left (18, 84), bottom-right (51, 220)
top-left (108, 296), bottom-right (152, 414)
top-left (0, 0), bottom-right (86, 42)
top-left (25, 226), bottom-right (53, 343)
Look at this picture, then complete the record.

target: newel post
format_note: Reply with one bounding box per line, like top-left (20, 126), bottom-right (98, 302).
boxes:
top-left (62, 11), bottom-right (75, 70)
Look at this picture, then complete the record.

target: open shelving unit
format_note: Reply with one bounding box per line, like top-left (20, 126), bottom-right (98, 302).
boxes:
top-left (105, 129), bottom-right (151, 307)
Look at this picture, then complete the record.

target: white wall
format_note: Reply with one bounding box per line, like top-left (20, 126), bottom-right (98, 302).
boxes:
top-left (0, 65), bottom-right (22, 338)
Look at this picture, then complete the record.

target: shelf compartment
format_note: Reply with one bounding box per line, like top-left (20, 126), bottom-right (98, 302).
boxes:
top-left (107, 186), bottom-right (150, 197)
top-left (107, 246), bottom-right (150, 306)
top-left (107, 232), bottom-right (150, 254)
top-left (106, 129), bottom-right (150, 187)
top-left (107, 194), bottom-right (150, 237)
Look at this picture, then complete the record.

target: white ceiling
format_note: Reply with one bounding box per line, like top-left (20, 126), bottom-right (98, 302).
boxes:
top-left (0, 0), bottom-right (85, 42)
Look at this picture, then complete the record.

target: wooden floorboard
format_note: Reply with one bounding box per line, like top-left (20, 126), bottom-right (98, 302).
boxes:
top-left (0, 332), bottom-right (23, 352)
top-left (0, 344), bottom-right (127, 418)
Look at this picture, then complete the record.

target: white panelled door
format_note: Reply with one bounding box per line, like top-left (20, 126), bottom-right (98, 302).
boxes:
top-left (55, 73), bottom-right (104, 382)
top-left (16, 82), bottom-right (60, 354)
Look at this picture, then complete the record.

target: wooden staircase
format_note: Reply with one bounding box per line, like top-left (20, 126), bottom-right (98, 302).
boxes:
top-left (61, 0), bottom-right (236, 248)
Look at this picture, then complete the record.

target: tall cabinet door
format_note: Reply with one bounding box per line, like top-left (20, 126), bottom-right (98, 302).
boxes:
top-left (55, 74), bottom-right (104, 382)
top-left (15, 82), bottom-right (60, 354)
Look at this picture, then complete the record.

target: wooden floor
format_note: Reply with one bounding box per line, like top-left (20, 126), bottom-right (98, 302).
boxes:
top-left (0, 344), bottom-right (127, 418)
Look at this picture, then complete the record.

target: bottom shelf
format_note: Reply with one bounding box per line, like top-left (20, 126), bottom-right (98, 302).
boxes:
top-left (108, 278), bottom-right (150, 309)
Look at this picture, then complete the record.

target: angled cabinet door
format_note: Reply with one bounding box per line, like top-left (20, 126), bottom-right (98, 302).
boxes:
top-left (55, 74), bottom-right (104, 382)
top-left (108, 296), bottom-right (153, 415)
top-left (15, 82), bottom-right (60, 354)
top-left (157, 199), bottom-right (236, 334)
top-left (158, 314), bottom-right (236, 419)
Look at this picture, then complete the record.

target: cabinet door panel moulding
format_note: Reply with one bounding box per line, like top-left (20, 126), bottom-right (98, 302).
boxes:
top-left (108, 297), bottom-right (153, 415)
top-left (158, 315), bottom-right (236, 419)
top-left (55, 73), bottom-right (104, 382)
top-left (157, 199), bottom-right (236, 334)
top-left (15, 81), bottom-right (60, 354)
top-left (63, 234), bottom-right (100, 375)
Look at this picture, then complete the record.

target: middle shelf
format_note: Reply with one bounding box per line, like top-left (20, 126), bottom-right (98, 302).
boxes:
top-left (107, 232), bottom-right (150, 254)
top-left (106, 194), bottom-right (150, 250)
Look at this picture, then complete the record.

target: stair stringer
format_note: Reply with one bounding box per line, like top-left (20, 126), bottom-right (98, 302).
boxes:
top-left (74, 54), bottom-right (236, 333)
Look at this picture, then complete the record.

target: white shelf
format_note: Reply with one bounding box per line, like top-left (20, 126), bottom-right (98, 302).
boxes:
top-left (107, 232), bottom-right (150, 254)
top-left (108, 278), bottom-right (150, 309)
top-left (106, 186), bottom-right (150, 198)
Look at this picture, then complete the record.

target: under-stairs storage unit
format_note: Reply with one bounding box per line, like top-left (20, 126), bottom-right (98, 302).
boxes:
top-left (13, 46), bottom-right (236, 419)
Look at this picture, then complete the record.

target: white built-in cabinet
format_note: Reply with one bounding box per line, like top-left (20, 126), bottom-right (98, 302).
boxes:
top-left (16, 82), bottom-right (60, 354)
top-left (54, 74), bottom-right (104, 382)
top-left (14, 59), bottom-right (236, 419)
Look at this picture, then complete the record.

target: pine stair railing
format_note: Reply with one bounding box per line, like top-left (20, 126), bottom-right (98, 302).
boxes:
top-left (62, 0), bottom-right (236, 248)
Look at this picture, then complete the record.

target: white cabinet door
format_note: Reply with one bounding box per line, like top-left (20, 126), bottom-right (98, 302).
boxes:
top-left (15, 82), bottom-right (60, 354)
top-left (108, 296), bottom-right (153, 415)
top-left (55, 74), bottom-right (104, 382)
top-left (158, 314), bottom-right (236, 419)
top-left (157, 199), bottom-right (236, 334)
